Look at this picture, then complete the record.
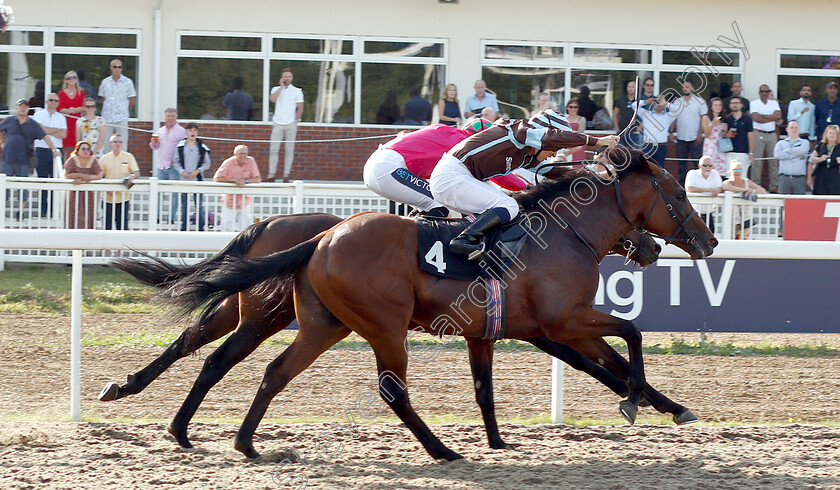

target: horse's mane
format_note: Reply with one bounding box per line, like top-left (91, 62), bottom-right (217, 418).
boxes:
top-left (515, 147), bottom-right (649, 210)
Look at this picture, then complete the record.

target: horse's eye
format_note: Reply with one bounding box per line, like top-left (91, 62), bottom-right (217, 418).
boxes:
top-left (676, 191), bottom-right (686, 201)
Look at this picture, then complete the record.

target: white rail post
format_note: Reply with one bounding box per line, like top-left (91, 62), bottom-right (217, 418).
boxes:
top-left (71, 249), bottom-right (83, 422)
top-left (0, 174), bottom-right (5, 271)
top-left (721, 192), bottom-right (733, 240)
top-left (550, 357), bottom-right (564, 423)
top-left (148, 177), bottom-right (159, 231)
top-left (293, 180), bottom-right (304, 214)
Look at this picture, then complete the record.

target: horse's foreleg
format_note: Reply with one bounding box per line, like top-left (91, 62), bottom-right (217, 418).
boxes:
top-left (553, 308), bottom-right (646, 424)
top-left (466, 338), bottom-right (513, 449)
top-left (167, 313), bottom-right (290, 449)
top-left (98, 296), bottom-right (241, 402)
top-left (564, 338), bottom-right (698, 425)
top-left (527, 336), bottom-right (629, 398)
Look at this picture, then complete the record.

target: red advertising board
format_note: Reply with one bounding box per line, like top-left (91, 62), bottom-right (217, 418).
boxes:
top-left (784, 198), bottom-right (840, 241)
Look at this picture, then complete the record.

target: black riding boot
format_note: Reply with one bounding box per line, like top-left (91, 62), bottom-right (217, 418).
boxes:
top-left (449, 210), bottom-right (503, 258)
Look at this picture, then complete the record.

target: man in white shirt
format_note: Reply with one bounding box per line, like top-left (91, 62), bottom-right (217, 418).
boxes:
top-left (684, 155), bottom-right (722, 232)
top-left (640, 95), bottom-right (671, 167)
top-left (98, 59), bottom-right (137, 148)
top-left (787, 84), bottom-right (816, 146)
top-left (268, 68), bottom-right (304, 182)
top-left (32, 93), bottom-right (67, 215)
top-left (749, 84), bottom-right (782, 192)
top-left (668, 81), bottom-right (708, 184)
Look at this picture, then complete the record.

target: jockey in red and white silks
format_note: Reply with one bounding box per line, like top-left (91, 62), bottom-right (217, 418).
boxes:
top-left (363, 118), bottom-right (527, 217)
top-left (430, 109), bottom-right (618, 256)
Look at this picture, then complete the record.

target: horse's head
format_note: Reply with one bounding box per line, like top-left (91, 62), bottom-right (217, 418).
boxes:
top-left (605, 146), bottom-right (717, 260)
top-left (611, 230), bottom-right (661, 267)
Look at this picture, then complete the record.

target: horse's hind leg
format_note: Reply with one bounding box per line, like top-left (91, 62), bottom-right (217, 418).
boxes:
top-left (527, 336), bottom-right (629, 398)
top-left (98, 296), bottom-right (241, 402)
top-left (167, 298), bottom-right (294, 448)
top-left (565, 338), bottom-right (698, 425)
top-left (466, 338), bottom-right (513, 450)
top-left (555, 308), bottom-right (646, 424)
top-left (234, 276), bottom-right (350, 458)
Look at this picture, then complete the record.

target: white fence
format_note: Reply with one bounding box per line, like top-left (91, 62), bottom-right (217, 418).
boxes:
top-left (0, 175), bottom-right (394, 267)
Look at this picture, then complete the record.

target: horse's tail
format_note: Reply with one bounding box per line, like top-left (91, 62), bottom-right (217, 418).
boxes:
top-left (110, 218), bottom-right (276, 289)
top-left (164, 234), bottom-right (322, 323)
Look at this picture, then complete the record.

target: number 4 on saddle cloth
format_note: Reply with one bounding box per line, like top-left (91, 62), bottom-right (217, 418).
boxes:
top-left (415, 214), bottom-right (530, 340)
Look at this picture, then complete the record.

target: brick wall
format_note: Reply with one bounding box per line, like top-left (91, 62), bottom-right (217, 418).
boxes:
top-left (127, 122), bottom-right (398, 181)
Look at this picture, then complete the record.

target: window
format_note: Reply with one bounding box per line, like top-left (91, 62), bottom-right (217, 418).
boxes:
top-left (777, 50), bottom-right (840, 140)
top-left (177, 32), bottom-right (447, 125)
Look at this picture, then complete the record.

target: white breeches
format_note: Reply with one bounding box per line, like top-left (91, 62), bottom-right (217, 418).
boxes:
top-left (363, 147), bottom-right (442, 211)
top-left (429, 154), bottom-right (519, 218)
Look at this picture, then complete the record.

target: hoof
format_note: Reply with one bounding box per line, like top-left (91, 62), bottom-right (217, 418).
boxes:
top-left (673, 409), bottom-right (699, 425)
top-left (98, 382), bottom-right (120, 402)
top-left (234, 438), bottom-right (261, 459)
top-left (435, 449), bottom-right (464, 462)
top-left (638, 397), bottom-right (651, 408)
top-left (619, 400), bottom-right (638, 425)
top-left (490, 441), bottom-right (518, 450)
top-left (167, 424), bottom-right (193, 449)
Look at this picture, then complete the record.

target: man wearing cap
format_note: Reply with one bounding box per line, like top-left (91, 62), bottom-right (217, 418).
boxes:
top-left (815, 81), bottom-right (840, 142)
top-left (31, 92), bottom-right (67, 216)
top-left (0, 99), bottom-right (58, 219)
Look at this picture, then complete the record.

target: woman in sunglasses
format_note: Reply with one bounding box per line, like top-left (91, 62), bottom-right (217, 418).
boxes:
top-left (58, 70), bottom-right (85, 158)
top-left (63, 141), bottom-right (102, 229)
top-left (76, 97), bottom-right (105, 155)
top-left (722, 159), bottom-right (766, 239)
top-left (563, 99), bottom-right (587, 161)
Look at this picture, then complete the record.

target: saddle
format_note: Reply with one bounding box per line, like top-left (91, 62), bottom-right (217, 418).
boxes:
top-left (415, 213), bottom-right (530, 340)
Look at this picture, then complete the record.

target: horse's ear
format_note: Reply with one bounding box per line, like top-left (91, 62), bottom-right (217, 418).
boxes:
top-left (639, 152), bottom-right (659, 175)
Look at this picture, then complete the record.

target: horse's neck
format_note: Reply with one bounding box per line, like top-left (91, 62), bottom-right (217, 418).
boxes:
top-left (584, 183), bottom-right (637, 259)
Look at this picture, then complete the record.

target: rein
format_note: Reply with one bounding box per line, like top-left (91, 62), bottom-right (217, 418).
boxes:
top-left (613, 169), bottom-right (697, 245)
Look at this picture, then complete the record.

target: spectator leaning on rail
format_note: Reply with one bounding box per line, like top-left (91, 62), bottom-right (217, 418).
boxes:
top-left (773, 121), bottom-right (810, 195)
top-left (99, 134), bottom-right (140, 230)
top-left (213, 144), bottom-right (261, 232)
top-left (684, 155), bottom-right (722, 233)
top-left (430, 109), bottom-right (618, 257)
top-left (173, 123), bottom-right (211, 231)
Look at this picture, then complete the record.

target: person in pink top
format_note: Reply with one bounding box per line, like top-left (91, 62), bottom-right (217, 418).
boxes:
top-left (213, 144), bottom-right (262, 231)
top-left (363, 117), bottom-right (526, 218)
top-left (149, 107), bottom-right (187, 223)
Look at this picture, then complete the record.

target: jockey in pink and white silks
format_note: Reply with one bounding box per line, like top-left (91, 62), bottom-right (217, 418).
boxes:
top-left (430, 109), bottom-right (619, 256)
top-left (363, 118), bottom-right (528, 217)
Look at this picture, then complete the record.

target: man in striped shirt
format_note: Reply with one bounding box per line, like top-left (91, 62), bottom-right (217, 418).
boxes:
top-left (430, 109), bottom-right (617, 257)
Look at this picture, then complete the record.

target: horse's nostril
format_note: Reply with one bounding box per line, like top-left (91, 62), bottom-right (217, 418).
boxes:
top-left (654, 244), bottom-right (662, 253)
top-left (709, 237), bottom-right (719, 248)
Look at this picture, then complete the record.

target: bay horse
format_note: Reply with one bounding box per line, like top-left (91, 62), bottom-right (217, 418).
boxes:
top-left (102, 212), bottom-right (697, 451)
top-left (163, 147), bottom-right (716, 459)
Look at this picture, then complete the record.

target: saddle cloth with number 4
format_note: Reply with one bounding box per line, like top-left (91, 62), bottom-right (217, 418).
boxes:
top-left (415, 215), bottom-right (528, 281)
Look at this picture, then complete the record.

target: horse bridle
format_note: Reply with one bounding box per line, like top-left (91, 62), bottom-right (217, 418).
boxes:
top-left (613, 168), bottom-right (698, 246)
